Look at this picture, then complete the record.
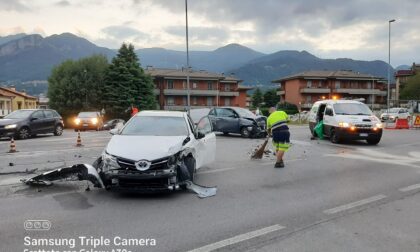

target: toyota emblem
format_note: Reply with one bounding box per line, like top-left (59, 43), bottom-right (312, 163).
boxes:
top-left (135, 160), bottom-right (151, 171)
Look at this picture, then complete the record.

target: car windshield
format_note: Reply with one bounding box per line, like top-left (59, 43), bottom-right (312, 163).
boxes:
top-left (78, 112), bottom-right (98, 118)
top-left (234, 108), bottom-right (256, 118)
top-left (333, 103), bottom-right (372, 115)
top-left (4, 110), bottom-right (33, 119)
top-left (121, 116), bottom-right (188, 136)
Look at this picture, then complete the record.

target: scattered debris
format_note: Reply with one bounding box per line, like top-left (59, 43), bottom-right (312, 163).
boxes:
top-left (0, 168), bottom-right (38, 176)
top-left (185, 182), bottom-right (217, 198)
top-left (22, 164), bottom-right (104, 188)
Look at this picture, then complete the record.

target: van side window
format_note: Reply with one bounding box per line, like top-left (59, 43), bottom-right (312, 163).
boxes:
top-left (325, 106), bottom-right (334, 116)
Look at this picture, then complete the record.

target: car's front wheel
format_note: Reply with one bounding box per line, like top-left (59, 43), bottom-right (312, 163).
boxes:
top-left (366, 137), bottom-right (381, 145)
top-left (240, 127), bottom-right (251, 138)
top-left (54, 125), bottom-right (63, 136)
top-left (17, 127), bottom-right (30, 140)
top-left (184, 156), bottom-right (196, 182)
top-left (330, 128), bottom-right (340, 144)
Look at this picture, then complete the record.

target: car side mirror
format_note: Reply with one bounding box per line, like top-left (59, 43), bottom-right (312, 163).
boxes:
top-left (109, 128), bottom-right (119, 135)
top-left (196, 131), bottom-right (206, 139)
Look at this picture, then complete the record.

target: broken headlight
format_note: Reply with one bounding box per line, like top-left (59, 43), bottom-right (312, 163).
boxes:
top-left (101, 151), bottom-right (120, 172)
top-left (167, 152), bottom-right (181, 169)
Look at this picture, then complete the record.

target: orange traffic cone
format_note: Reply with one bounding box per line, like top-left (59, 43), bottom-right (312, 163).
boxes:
top-left (75, 130), bottom-right (83, 147)
top-left (8, 137), bottom-right (17, 153)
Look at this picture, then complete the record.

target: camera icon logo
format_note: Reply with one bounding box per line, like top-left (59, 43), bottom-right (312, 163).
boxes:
top-left (24, 220), bottom-right (51, 231)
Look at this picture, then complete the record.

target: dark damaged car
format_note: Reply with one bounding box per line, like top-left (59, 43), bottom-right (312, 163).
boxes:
top-left (208, 107), bottom-right (267, 138)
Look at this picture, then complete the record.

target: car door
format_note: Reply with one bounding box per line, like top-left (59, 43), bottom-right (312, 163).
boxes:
top-left (323, 105), bottom-right (334, 136)
top-left (208, 108), bottom-right (219, 131)
top-left (43, 110), bottom-right (56, 132)
top-left (29, 110), bottom-right (47, 133)
top-left (216, 108), bottom-right (240, 133)
top-left (194, 116), bottom-right (216, 169)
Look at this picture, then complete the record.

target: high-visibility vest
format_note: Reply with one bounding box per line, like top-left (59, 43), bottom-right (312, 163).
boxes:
top-left (267, 111), bottom-right (289, 131)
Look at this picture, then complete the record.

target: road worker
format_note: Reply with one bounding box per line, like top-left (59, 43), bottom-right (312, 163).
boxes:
top-left (267, 107), bottom-right (290, 168)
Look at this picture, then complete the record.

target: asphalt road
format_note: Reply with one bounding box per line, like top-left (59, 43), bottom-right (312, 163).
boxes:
top-left (0, 127), bottom-right (419, 252)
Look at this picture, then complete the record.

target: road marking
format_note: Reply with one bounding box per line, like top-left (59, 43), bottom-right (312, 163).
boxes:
top-left (323, 194), bottom-right (387, 215)
top-left (199, 167), bottom-right (239, 174)
top-left (187, 224), bottom-right (285, 252)
top-left (398, 183), bottom-right (420, 192)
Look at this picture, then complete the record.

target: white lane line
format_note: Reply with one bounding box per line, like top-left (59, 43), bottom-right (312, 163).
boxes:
top-left (323, 194), bottom-right (387, 215)
top-left (398, 183), bottom-right (420, 192)
top-left (187, 224), bottom-right (285, 252)
top-left (199, 167), bottom-right (239, 174)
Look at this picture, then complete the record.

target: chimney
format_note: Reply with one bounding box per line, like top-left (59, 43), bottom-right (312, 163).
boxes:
top-left (9, 85), bottom-right (16, 91)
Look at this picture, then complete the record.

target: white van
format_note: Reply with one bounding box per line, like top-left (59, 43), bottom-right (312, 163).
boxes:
top-left (308, 100), bottom-right (383, 145)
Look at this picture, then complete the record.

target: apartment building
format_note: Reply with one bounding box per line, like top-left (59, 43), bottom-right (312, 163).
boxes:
top-left (273, 70), bottom-right (387, 110)
top-left (0, 89), bottom-right (13, 117)
top-left (145, 68), bottom-right (252, 110)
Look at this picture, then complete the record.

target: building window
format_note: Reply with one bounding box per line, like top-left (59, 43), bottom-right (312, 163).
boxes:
top-left (182, 96), bottom-right (187, 105)
top-left (167, 80), bottom-right (174, 89)
top-left (193, 97), bottom-right (197, 105)
top-left (193, 82), bottom-right (197, 89)
top-left (166, 96), bottom-right (175, 106)
top-left (183, 81), bottom-right (186, 89)
top-left (207, 97), bottom-right (213, 106)
top-left (225, 84), bottom-right (230, 91)
top-left (306, 96), bottom-right (312, 103)
top-left (225, 97), bottom-right (231, 106)
top-left (307, 80), bottom-right (312, 88)
top-left (335, 81), bottom-right (341, 89)
top-left (366, 82), bottom-right (372, 89)
top-left (207, 81), bottom-right (213, 90)
top-left (318, 81), bottom-right (323, 88)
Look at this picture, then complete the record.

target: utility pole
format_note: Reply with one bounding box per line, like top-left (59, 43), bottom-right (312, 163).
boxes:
top-left (387, 19), bottom-right (395, 116)
top-left (185, 0), bottom-right (190, 114)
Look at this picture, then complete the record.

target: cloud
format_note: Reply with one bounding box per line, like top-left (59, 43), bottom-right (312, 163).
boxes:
top-left (0, 0), bottom-right (31, 12)
top-left (101, 25), bottom-right (147, 40)
top-left (55, 0), bottom-right (70, 7)
top-left (165, 26), bottom-right (228, 42)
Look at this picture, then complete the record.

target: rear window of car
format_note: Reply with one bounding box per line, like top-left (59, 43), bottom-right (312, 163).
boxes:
top-left (44, 110), bottom-right (54, 118)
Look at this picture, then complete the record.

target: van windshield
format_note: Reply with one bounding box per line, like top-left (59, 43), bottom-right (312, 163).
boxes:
top-left (333, 103), bottom-right (372, 116)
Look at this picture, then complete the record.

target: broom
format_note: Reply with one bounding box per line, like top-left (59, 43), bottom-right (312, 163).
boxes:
top-left (251, 137), bottom-right (270, 159)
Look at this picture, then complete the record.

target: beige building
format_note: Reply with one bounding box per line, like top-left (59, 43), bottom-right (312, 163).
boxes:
top-left (0, 86), bottom-right (38, 112)
top-left (0, 89), bottom-right (13, 117)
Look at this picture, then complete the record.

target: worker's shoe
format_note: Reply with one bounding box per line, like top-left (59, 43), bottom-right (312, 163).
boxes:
top-left (274, 160), bottom-right (284, 168)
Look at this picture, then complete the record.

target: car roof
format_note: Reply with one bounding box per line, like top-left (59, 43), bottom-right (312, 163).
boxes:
top-left (314, 99), bottom-right (364, 105)
top-left (137, 110), bottom-right (186, 118)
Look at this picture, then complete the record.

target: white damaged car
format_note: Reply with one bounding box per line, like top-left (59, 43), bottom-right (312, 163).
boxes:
top-left (97, 111), bottom-right (216, 191)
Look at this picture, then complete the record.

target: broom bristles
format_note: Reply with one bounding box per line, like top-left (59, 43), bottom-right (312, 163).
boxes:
top-left (251, 138), bottom-right (269, 159)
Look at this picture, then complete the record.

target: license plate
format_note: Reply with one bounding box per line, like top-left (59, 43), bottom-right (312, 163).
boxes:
top-left (83, 124), bottom-right (88, 127)
top-left (359, 133), bottom-right (368, 137)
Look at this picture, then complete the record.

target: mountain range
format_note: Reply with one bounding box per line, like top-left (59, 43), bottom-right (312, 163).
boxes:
top-left (0, 32), bottom-right (398, 95)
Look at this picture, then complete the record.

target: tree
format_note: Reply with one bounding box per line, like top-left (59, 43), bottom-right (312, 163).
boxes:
top-left (400, 73), bottom-right (420, 99)
top-left (252, 88), bottom-right (263, 107)
top-left (103, 43), bottom-right (157, 118)
top-left (48, 55), bottom-right (109, 117)
top-left (263, 89), bottom-right (279, 107)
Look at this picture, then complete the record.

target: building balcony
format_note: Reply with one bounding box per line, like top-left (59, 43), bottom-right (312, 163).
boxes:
top-left (300, 88), bottom-right (330, 94)
top-left (153, 89), bottom-right (160, 95)
top-left (277, 90), bottom-right (285, 95)
top-left (163, 89), bottom-right (219, 96)
top-left (334, 88), bottom-right (387, 96)
top-left (219, 91), bottom-right (239, 96)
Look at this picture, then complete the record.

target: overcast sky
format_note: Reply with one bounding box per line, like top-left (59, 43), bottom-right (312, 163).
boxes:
top-left (1, 0), bottom-right (419, 66)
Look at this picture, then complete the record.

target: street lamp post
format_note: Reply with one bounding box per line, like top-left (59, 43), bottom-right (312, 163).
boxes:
top-left (387, 19), bottom-right (395, 116)
top-left (185, 0), bottom-right (191, 114)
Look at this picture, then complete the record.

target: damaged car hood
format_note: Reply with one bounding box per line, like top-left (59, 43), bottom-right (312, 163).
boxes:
top-left (106, 135), bottom-right (186, 161)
